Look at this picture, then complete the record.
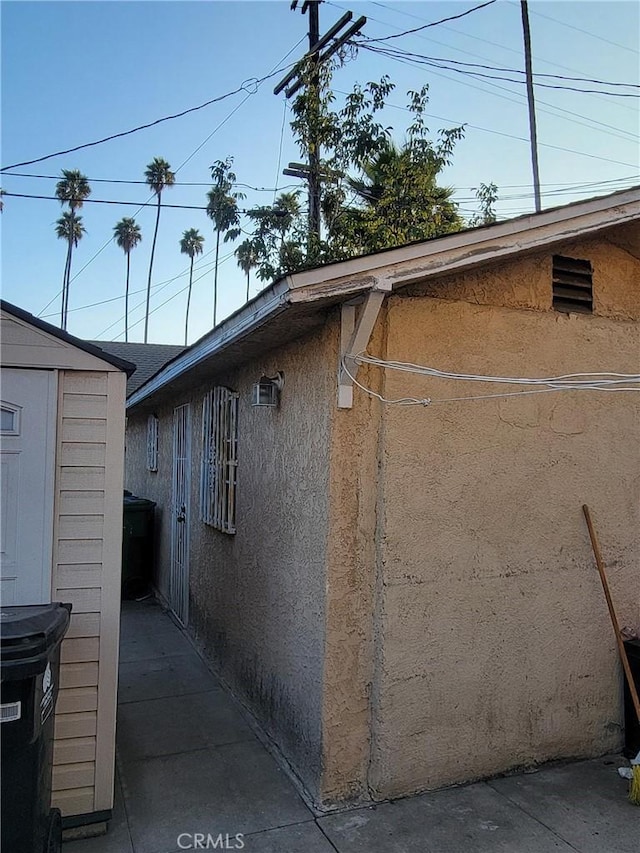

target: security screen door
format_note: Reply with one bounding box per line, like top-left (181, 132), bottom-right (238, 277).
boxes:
top-left (170, 403), bottom-right (191, 625)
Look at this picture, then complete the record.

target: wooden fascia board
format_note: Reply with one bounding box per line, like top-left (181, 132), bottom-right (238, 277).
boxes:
top-left (287, 192), bottom-right (640, 293)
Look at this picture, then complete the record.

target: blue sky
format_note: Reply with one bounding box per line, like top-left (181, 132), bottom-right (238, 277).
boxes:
top-left (2, 0), bottom-right (638, 345)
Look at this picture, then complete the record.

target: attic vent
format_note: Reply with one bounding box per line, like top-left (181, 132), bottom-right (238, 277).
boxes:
top-left (552, 255), bottom-right (593, 314)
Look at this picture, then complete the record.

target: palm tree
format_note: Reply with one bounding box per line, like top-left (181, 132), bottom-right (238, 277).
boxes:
top-left (55, 169), bottom-right (91, 329)
top-left (144, 157), bottom-right (175, 342)
top-left (179, 228), bottom-right (205, 346)
top-left (55, 212), bottom-right (85, 329)
top-left (235, 239), bottom-right (260, 302)
top-left (113, 217), bottom-right (142, 342)
top-left (206, 157), bottom-right (243, 326)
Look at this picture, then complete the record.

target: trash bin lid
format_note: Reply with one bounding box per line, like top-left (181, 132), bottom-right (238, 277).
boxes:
top-left (1, 603), bottom-right (71, 678)
top-left (123, 496), bottom-right (156, 511)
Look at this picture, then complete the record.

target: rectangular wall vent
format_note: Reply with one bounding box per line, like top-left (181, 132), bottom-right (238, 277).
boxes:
top-left (552, 255), bottom-right (593, 314)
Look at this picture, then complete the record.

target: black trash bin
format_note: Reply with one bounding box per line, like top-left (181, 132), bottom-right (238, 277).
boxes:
top-left (1, 602), bottom-right (71, 853)
top-left (623, 639), bottom-right (640, 758)
top-left (122, 494), bottom-right (156, 599)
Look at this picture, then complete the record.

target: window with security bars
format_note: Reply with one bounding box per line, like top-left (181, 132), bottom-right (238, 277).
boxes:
top-left (200, 387), bottom-right (239, 533)
top-left (552, 255), bottom-right (593, 314)
top-left (147, 414), bottom-right (159, 472)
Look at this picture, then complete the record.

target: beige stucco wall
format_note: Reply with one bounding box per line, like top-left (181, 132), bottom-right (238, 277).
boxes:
top-left (124, 231), bottom-right (639, 807)
top-left (125, 324), bottom-right (336, 797)
top-left (366, 236), bottom-right (640, 798)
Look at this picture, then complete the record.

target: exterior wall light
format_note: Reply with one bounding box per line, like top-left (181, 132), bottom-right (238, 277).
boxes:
top-left (251, 372), bottom-right (284, 407)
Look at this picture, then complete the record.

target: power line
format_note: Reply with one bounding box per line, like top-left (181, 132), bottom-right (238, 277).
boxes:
top-left (0, 67), bottom-right (297, 173)
top-left (368, 0), bottom-right (639, 106)
top-left (331, 0), bottom-right (638, 120)
top-left (359, 43), bottom-right (640, 98)
top-left (2, 171), bottom-right (300, 192)
top-left (343, 50), bottom-right (639, 163)
top-left (358, 44), bottom-right (639, 92)
top-left (361, 0), bottom-right (498, 43)
top-left (3, 192), bottom-right (283, 214)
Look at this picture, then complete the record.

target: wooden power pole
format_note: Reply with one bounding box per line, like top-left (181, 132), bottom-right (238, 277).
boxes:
top-left (274, 1), bottom-right (366, 245)
top-left (520, 0), bottom-right (542, 212)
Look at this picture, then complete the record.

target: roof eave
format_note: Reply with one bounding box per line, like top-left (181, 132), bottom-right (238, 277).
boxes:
top-left (126, 187), bottom-right (640, 410)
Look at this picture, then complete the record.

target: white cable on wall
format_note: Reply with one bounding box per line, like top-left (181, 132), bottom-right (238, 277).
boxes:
top-left (342, 353), bottom-right (640, 407)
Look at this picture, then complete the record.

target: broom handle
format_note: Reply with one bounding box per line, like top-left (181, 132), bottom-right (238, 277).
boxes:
top-left (583, 505), bottom-right (640, 725)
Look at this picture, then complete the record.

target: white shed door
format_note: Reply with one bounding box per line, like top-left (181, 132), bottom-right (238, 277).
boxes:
top-left (1, 368), bottom-right (57, 605)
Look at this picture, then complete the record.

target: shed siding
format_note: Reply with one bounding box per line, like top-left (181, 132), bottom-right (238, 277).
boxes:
top-left (51, 370), bottom-right (125, 816)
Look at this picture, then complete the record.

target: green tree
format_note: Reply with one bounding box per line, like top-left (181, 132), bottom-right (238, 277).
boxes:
top-left (113, 217), bottom-right (142, 342)
top-left (179, 228), bottom-right (205, 345)
top-left (468, 182), bottom-right (499, 227)
top-left (206, 157), bottom-right (244, 326)
top-left (245, 192), bottom-right (304, 283)
top-left (144, 157), bottom-right (175, 342)
top-left (248, 70), bottom-right (467, 279)
top-left (235, 239), bottom-right (261, 302)
top-left (55, 169), bottom-right (91, 329)
top-left (55, 211), bottom-right (85, 329)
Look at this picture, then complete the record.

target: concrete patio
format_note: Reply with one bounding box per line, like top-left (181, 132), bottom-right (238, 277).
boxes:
top-left (67, 599), bottom-right (639, 853)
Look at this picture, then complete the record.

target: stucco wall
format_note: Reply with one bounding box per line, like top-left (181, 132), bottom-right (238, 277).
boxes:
top-left (125, 324), bottom-right (336, 796)
top-left (368, 237), bottom-right (640, 798)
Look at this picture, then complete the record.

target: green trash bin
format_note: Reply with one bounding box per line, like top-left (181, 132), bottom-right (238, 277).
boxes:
top-left (122, 494), bottom-right (156, 599)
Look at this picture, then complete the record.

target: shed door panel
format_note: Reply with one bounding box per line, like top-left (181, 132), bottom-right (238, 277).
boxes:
top-left (1, 368), bottom-right (57, 604)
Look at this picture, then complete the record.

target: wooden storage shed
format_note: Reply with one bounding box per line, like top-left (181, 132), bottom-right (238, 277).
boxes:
top-left (0, 301), bottom-right (133, 828)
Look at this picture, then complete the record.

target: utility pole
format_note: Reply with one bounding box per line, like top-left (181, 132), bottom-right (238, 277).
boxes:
top-left (520, 0), bottom-right (541, 212)
top-left (274, 1), bottom-right (366, 246)
top-left (308, 0), bottom-right (321, 243)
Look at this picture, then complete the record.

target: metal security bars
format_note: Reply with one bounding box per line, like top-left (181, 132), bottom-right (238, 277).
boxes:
top-left (147, 414), bottom-right (159, 471)
top-left (200, 387), bottom-right (239, 533)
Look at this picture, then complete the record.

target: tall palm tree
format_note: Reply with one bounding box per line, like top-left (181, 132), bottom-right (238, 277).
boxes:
top-left (55, 212), bottom-right (85, 329)
top-left (144, 157), bottom-right (175, 342)
top-left (113, 217), bottom-right (142, 342)
top-left (179, 228), bottom-right (205, 346)
top-left (235, 239), bottom-right (260, 302)
top-left (206, 157), bottom-right (243, 326)
top-left (55, 169), bottom-right (91, 329)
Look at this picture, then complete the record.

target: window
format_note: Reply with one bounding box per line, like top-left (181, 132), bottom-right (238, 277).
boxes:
top-left (147, 414), bottom-right (159, 472)
top-left (0, 404), bottom-right (20, 435)
top-left (200, 387), bottom-right (238, 534)
top-left (552, 255), bottom-right (593, 314)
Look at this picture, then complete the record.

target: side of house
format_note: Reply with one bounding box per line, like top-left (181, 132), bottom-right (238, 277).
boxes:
top-left (125, 321), bottom-right (338, 798)
top-left (123, 191), bottom-right (640, 807)
top-left (1, 304), bottom-right (129, 822)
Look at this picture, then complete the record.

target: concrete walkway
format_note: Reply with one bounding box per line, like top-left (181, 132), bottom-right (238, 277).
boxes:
top-left (67, 599), bottom-right (639, 853)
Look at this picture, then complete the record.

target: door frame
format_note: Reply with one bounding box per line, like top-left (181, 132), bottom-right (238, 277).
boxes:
top-left (170, 402), bottom-right (191, 625)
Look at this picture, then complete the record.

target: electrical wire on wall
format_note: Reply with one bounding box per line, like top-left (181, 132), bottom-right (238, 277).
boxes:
top-left (342, 353), bottom-right (640, 407)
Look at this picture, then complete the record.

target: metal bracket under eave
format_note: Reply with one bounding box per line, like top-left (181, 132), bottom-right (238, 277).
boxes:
top-left (337, 282), bottom-right (390, 408)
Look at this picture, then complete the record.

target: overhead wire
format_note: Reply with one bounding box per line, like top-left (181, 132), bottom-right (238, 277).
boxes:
top-left (361, 0), bottom-right (498, 43)
top-left (367, 0), bottom-right (639, 106)
top-left (33, 37), bottom-right (305, 322)
top-left (0, 60), bottom-right (302, 173)
top-left (358, 43), bottom-right (640, 97)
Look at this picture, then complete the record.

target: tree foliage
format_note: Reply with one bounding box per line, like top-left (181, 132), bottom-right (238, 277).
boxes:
top-left (245, 64), bottom-right (469, 281)
top-left (206, 157), bottom-right (244, 324)
top-left (55, 169), bottom-right (91, 329)
top-left (180, 227), bottom-right (205, 345)
top-left (113, 217), bottom-right (142, 342)
top-left (143, 157), bottom-right (175, 342)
